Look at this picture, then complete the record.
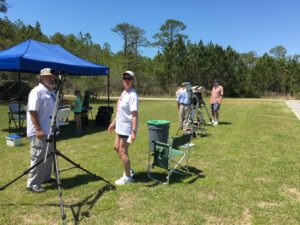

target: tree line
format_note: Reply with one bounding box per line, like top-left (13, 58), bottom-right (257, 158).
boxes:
top-left (0, 16), bottom-right (300, 98)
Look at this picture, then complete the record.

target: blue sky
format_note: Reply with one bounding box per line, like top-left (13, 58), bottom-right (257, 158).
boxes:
top-left (2, 0), bottom-right (300, 58)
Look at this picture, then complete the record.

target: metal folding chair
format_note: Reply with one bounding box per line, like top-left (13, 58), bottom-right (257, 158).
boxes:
top-left (8, 103), bottom-right (27, 131)
top-left (148, 133), bottom-right (193, 185)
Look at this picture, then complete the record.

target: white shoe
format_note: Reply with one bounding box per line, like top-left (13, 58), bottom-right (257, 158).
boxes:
top-left (115, 176), bottom-right (133, 185)
top-left (123, 168), bottom-right (135, 177)
top-left (213, 121), bottom-right (218, 126)
top-left (208, 120), bottom-right (214, 125)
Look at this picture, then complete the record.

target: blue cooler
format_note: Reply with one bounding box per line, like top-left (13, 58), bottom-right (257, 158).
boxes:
top-left (6, 134), bottom-right (22, 147)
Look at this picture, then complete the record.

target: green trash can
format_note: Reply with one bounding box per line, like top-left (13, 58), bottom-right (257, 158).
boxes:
top-left (147, 120), bottom-right (170, 152)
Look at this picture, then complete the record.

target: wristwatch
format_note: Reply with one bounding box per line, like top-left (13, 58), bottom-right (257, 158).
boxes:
top-left (132, 129), bottom-right (137, 133)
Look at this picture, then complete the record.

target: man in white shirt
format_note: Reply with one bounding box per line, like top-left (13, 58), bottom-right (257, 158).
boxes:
top-left (26, 68), bottom-right (56, 193)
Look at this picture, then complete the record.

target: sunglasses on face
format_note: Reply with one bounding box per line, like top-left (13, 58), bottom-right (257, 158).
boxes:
top-left (123, 77), bottom-right (133, 81)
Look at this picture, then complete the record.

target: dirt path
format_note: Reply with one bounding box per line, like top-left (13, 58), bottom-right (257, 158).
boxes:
top-left (286, 100), bottom-right (300, 120)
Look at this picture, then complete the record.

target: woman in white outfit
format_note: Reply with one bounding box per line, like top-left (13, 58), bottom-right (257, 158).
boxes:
top-left (108, 71), bottom-right (138, 185)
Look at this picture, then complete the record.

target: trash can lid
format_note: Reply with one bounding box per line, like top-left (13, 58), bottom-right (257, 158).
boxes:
top-left (6, 134), bottom-right (22, 139)
top-left (146, 119), bottom-right (170, 125)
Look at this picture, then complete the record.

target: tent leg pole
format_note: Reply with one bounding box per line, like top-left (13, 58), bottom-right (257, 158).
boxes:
top-left (107, 74), bottom-right (110, 107)
top-left (18, 71), bottom-right (21, 134)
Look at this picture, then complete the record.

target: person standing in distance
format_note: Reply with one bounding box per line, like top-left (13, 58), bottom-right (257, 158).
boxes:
top-left (26, 68), bottom-right (56, 193)
top-left (177, 82), bottom-right (191, 130)
top-left (72, 90), bottom-right (83, 134)
top-left (210, 79), bottom-right (224, 125)
top-left (108, 71), bottom-right (138, 185)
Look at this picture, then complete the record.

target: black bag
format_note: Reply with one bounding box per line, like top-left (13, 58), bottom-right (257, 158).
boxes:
top-left (81, 113), bottom-right (89, 126)
top-left (95, 106), bottom-right (114, 126)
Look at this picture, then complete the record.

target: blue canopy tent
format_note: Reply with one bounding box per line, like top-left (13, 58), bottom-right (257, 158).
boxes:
top-left (0, 39), bottom-right (110, 131)
top-left (0, 39), bottom-right (109, 75)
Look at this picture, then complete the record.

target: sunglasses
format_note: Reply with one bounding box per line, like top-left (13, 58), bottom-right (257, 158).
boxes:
top-left (123, 77), bottom-right (133, 81)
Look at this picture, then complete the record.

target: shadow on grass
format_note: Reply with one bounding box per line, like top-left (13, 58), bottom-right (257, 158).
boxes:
top-left (57, 120), bottom-right (107, 141)
top-left (1, 127), bottom-right (27, 136)
top-left (133, 166), bottom-right (205, 187)
top-left (45, 174), bottom-right (107, 190)
top-left (0, 183), bottom-right (116, 225)
top-left (196, 133), bottom-right (211, 138)
top-left (218, 121), bottom-right (232, 125)
top-left (1, 117), bottom-right (109, 140)
top-left (69, 183), bottom-right (116, 224)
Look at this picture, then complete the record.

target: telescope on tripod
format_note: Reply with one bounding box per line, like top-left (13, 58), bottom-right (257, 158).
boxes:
top-left (177, 82), bottom-right (212, 137)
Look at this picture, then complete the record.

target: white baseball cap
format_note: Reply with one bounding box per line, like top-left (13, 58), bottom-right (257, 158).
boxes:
top-left (123, 71), bottom-right (135, 79)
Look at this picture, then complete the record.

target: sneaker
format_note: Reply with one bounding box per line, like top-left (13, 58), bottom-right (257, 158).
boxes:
top-left (27, 186), bottom-right (46, 193)
top-left (123, 168), bottom-right (135, 177)
top-left (208, 120), bottom-right (214, 125)
top-left (115, 176), bottom-right (133, 185)
top-left (213, 121), bottom-right (218, 126)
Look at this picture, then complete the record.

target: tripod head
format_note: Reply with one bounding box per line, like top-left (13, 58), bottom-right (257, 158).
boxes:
top-left (53, 70), bottom-right (66, 93)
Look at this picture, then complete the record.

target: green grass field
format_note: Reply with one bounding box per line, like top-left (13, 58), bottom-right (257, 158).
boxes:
top-left (0, 99), bottom-right (299, 225)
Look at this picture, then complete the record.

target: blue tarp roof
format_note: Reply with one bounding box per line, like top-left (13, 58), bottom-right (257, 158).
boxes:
top-left (0, 39), bottom-right (109, 76)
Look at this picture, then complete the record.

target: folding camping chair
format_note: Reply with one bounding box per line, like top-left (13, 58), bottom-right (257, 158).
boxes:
top-left (169, 132), bottom-right (195, 170)
top-left (148, 133), bottom-right (193, 185)
top-left (56, 107), bottom-right (71, 126)
top-left (8, 103), bottom-right (27, 132)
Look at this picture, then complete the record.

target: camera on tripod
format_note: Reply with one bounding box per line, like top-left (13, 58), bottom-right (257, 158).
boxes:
top-left (180, 82), bottom-right (205, 107)
top-left (191, 86), bottom-right (205, 106)
top-left (53, 70), bottom-right (66, 91)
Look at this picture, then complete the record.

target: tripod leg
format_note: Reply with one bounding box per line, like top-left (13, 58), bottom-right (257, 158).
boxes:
top-left (57, 151), bottom-right (110, 183)
top-left (198, 110), bottom-right (206, 135)
top-left (53, 153), bottom-right (67, 224)
top-left (203, 104), bottom-right (212, 122)
top-left (176, 105), bottom-right (184, 135)
top-left (0, 152), bottom-right (55, 191)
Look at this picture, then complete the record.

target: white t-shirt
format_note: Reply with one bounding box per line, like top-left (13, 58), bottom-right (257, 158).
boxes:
top-left (115, 88), bottom-right (138, 136)
top-left (26, 83), bottom-right (55, 137)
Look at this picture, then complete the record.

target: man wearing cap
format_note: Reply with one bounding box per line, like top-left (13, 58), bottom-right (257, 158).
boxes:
top-left (108, 70), bottom-right (138, 185)
top-left (210, 79), bottom-right (224, 125)
top-left (177, 82), bottom-right (191, 130)
top-left (26, 68), bottom-right (56, 193)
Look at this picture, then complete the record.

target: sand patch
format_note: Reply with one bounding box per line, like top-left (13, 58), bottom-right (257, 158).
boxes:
top-left (205, 215), bottom-right (225, 225)
top-left (241, 208), bottom-right (252, 225)
top-left (254, 176), bottom-right (270, 183)
top-left (283, 187), bottom-right (300, 202)
top-left (21, 213), bottom-right (57, 225)
top-left (118, 193), bottom-right (139, 210)
top-left (257, 201), bottom-right (280, 208)
top-left (114, 221), bottom-right (134, 225)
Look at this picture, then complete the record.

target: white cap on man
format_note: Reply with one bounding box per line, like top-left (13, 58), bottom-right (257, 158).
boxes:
top-left (39, 68), bottom-right (55, 76)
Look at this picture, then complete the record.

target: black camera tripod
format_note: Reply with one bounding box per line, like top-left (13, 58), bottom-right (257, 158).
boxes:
top-left (0, 74), bottom-right (110, 225)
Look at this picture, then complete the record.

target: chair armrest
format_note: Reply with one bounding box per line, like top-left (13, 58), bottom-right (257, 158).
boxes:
top-left (152, 141), bottom-right (171, 148)
top-left (153, 141), bottom-right (170, 148)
